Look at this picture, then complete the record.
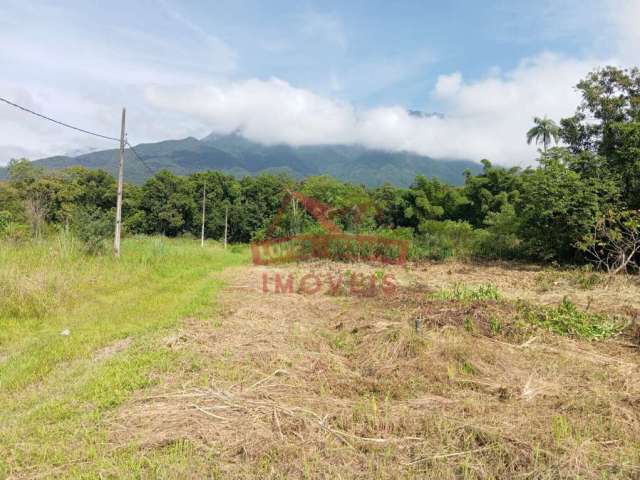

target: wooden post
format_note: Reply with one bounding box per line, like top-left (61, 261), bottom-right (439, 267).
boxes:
top-left (200, 183), bottom-right (206, 247)
top-left (224, 204), bottom-right (228, 249)
top-left (114, 108), bottom-right (126, 257)
top-left (291, 196), bottom-right (297, 236)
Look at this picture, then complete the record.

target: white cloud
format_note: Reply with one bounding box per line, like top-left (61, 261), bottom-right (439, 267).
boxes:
top-left (145, 79), bottom-right (358, 145)
top-left (433, 72), bottom-right (462, 99)
top-left (146, 53), bottom-right (608, 165)
top-left (606, 0), bottom-right (640, 65)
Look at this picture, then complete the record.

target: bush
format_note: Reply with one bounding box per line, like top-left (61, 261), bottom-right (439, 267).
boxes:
top-left (412, 220), bottom-right (486, 260)
top-left (0, 210), bottom-right (11, 233)
top-left (71, 208), bottom-right (113, 255)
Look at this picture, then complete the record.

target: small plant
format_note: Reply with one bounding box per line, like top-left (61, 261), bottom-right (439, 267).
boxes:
top-left (0, 210), bottom-right (12, 234)
top-left (520, 296), bottom-right (623, 340)
top-left (489, 316), bottom-right (502, 335)
top-left (463, 317), bottom-right (475, 332)
top-left (534, 271), bottom-right (561, 292)
top-left (551, 415), bottom-right (571, 446)
top-left (460, 361), bottom-right (476, 375)
top-left (432, 283), bottom-right (501, 302)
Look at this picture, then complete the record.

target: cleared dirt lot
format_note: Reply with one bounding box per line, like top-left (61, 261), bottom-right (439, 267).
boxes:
top-left (109, 261), bottom-right (640, 479)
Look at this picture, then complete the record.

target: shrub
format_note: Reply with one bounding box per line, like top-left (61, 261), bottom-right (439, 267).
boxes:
top-left (0, 210), bottom-right (11, 233)
top-left (71, 208), bottom-right (113, 255)
top-left (413, 220), bottom-right (486, 260)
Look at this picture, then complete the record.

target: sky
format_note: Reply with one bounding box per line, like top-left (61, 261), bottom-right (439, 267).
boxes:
top-left (0, 0), bottom-right (638, 167)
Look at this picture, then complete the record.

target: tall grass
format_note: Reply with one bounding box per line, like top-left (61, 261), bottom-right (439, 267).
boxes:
top-left (0, 234), bottom-right (248, 477)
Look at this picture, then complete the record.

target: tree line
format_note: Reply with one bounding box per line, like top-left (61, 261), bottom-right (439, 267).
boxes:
top-left (1, 66), bottom-right (639, 272)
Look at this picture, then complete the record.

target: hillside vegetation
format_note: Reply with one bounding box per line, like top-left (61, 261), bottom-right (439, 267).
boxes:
top-left (0, 131), bottom-right (482, 187)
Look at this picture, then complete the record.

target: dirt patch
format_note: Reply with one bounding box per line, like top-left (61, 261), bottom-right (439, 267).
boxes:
top-left (92, 337), bottom-right (132, 362)
top-left (109, 262), bottom-right (640, 479)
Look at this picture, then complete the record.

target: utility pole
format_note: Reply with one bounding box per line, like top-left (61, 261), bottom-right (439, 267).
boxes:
top-left (200, 183), bottom-right (206, 247)
top-left (291, 196), bottom-right (298, 236)
top-left (224, 204), bottom-right (228, 249)
top-left (114, 108), bottom-right (126, 257)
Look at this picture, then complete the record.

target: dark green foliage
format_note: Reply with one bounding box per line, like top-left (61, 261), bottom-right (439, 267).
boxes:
top-left (71, 207), bottom-right (113, 255)
top-left (518, 151), bottom-right (621, 262)
top-left (404, 176), bottom-right (469, 229)
top-left (21, 132), bottom-right (481, 186)
top-left (461, 160), bottom-right (522, 227)
top-left (0, 210), bottom-right (11, 233)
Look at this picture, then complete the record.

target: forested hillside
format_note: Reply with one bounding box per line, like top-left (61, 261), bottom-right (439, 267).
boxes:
top-left (0, 129), bottom-right (482, 187)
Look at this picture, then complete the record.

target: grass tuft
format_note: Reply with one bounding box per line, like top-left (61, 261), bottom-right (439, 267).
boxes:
top-left (519, 296), bottom-right (624, 340)
top-left (431, 282), bottom-right (501, 302)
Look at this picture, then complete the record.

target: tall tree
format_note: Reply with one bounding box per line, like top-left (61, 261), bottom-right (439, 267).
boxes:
top-left (559, 66), bottom-right (640, 207)
top-left (526, 117), bottom-right (560, 153)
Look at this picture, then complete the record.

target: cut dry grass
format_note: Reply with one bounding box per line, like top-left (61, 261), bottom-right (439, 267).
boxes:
top-left (108, 262), bottom-right (640, 479)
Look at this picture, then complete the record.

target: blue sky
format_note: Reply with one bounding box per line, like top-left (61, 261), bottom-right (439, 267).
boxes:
top-left (0, 0), bottom-right (638, 165)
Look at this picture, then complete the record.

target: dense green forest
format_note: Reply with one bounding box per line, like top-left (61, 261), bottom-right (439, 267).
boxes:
top-left (1, 67), bottom-right (639, 272)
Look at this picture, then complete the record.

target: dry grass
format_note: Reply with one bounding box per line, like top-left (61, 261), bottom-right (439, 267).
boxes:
top-left (108, 261), bottom-right (640, 479)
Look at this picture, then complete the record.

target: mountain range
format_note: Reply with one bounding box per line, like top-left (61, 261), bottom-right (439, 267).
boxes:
top-left (0, 132), bottom-right (482, 186)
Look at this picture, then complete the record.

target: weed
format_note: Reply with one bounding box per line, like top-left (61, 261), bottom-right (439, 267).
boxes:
top-left (431, 283), bottom-right (501, 302)
top-left (520, 297), bottom-right (624, 340)
top-left (571, 269), bottom-right (604, 290)
top-left (551, 415), bottom-right (572, 446)
top-left (460, 361), bottom-right (477, 375)
top-left (489, 316), bottom-right (502, 335)
top-left (463, 317), bottom-right (475, 332)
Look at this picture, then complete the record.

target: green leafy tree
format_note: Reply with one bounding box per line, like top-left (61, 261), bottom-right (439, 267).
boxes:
top-left (519, 151), bottom-right (621, 262)
top-left (462, 160), bottom-right (522, 227)
top-left (370, 183), bottom-right (411, 228)
top-left (137, 170), bottom-right (196, 236)
top-left (560, 66), bottom-right (640, 207)
top-left (403, 176), bottom-right (468, 233)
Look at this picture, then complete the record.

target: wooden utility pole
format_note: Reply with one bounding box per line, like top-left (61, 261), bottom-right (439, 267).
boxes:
top-left (114, 108), bottom-right (126, 257)
top-left (200, 183), bottom-right (206, 247)
top-left (224, 204), bottom-right (228, 249)
top-left (291, 196), bottom-right (298, 236)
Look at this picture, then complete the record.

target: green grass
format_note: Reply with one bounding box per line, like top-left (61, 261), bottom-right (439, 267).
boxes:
top-left (0, 234), bottom-right (248, 478)
top-left (431, 283), bottom-right (501, 302)
top-left (519, 297), bottom-right (625, 340)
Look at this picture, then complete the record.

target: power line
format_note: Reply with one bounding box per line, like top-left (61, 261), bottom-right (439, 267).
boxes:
top-left (125, 140), bottom-right (155, 176)
top-left (0, 96), bottom-right (121, 142)
top-left (1, 95), bottom-right (156, 177)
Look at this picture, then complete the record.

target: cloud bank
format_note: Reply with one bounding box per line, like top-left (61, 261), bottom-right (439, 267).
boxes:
top-left (0, 0), bottom-right (638, 167)
top-left (146, 53), bottom-right (604, 165)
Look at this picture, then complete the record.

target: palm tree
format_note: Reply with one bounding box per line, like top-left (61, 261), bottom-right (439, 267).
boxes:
top-left (526, 116), bottom-right (560, 153)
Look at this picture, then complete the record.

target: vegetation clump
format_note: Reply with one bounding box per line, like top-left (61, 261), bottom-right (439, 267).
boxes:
top-left (431, 283), bottom-right (501, 302)
top-left (519, 297), bottom-right (624, 340)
